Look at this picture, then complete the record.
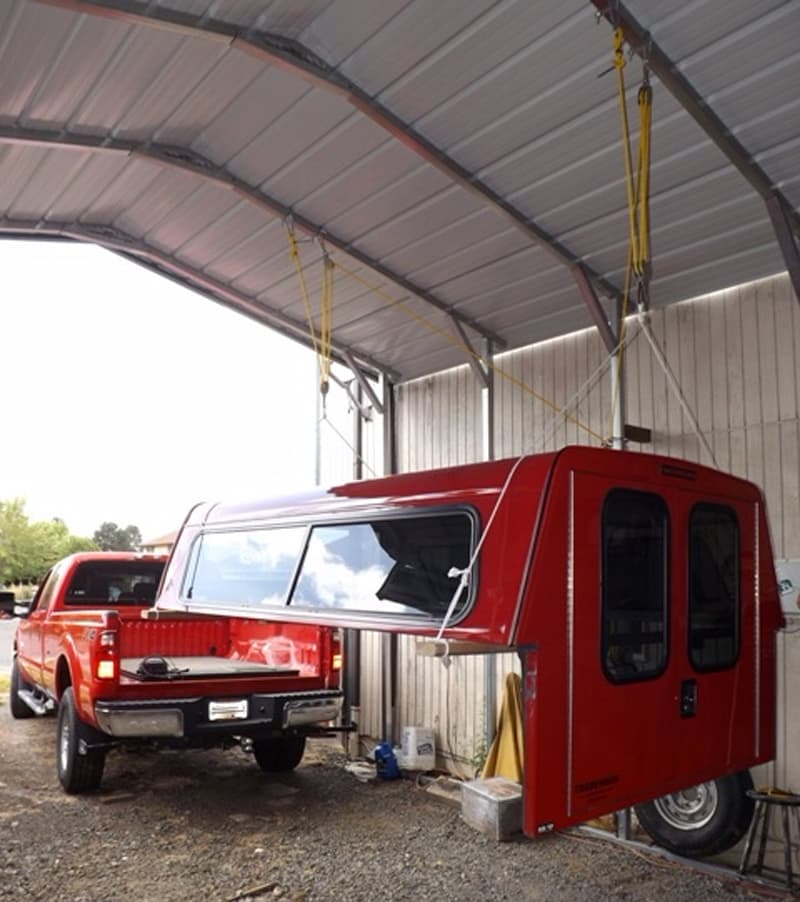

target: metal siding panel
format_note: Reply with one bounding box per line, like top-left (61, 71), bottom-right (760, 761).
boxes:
top-left (780, 421), bottom-right (800, 560)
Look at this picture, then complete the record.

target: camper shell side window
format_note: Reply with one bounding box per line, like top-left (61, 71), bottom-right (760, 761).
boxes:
top-left (688, 503), bottom-right (740, 671)
top-left (602, 489), bottom-right (669, 683)
top-left (290, 511), bottom-right (476, 618)
top-left (181, 508), bottom-right (477, 622)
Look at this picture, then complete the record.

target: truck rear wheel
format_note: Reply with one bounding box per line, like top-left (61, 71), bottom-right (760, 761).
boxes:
top-left (634, 770), bottom-right (755, 858)
top-left (253, 735), bottom-right (306, 772)
top-left (57, 687), bottom-right (105, 793)
top-left (9, 659), bottom-right (36, 719)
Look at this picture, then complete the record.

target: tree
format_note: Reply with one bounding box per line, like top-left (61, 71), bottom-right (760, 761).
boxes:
top-left (0, 499), bottom-right (97, 584)
top-left (92, 522), bottom-right (142, 552)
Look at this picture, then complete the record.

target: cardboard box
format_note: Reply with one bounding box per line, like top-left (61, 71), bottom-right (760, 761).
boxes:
top-left (461, 776), bottom-right (523, 841)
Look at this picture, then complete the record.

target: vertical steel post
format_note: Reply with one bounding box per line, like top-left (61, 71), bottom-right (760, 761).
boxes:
top-left (481, 340), bottom-right (498, 752)
top-left (610, 298), bottom-right (626, 450)
top-left (345, 380), bottom-right (364, 754)
top-left (381, 377), bottom-right (398, 743)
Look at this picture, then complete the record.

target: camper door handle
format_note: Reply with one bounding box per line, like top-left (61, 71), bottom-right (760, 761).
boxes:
top-left (680, 679), bottom-right (698, 718)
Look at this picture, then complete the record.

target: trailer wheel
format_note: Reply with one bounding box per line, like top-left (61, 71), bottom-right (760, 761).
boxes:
top-left (252, 735), bottom-right (306, 772)
top-left (57, 687), bottom-right (105, 793)
top-left (634, 771), bottom-right (754, 858)
top-left (9, 659), bottom-right (36, 719)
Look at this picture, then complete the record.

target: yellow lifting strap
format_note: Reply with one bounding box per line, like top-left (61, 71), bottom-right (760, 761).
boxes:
top-left (287, 224), bottom-right (334, 397)
top-left (613, 27), bottom-right (652, 282)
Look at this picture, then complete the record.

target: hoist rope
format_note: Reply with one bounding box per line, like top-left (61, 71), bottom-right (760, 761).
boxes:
top-left (332, 258), bottom-right (606, 444)
top-left (433, 323), bottom-right (642, 661)
top-left (637, 310), bottom-right (719, 468)
top-left (319, 412), bottom-right (378, 478)
top-left (610, 29), bottom-right (715, 467)
top-left (287, 225), bottom-right (334, 397)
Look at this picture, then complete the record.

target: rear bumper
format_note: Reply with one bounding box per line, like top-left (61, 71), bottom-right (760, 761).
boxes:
top-left (94, 689), bottom-right (343, 740)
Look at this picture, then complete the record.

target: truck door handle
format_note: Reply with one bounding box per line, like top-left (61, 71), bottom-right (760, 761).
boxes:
top-left (680, 679), bottom-right (698, 718)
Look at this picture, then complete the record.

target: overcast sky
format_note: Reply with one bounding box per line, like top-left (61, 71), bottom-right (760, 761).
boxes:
top-left (0, 240), bottom-right (319, 541)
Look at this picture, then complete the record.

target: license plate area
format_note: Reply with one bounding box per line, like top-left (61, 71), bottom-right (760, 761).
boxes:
top-left (208, 699), bottom-right (249, 721)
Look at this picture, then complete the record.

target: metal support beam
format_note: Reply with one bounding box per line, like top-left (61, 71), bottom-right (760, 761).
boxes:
top-left (0, 218), bottom-right (394, 380)
top-left (450, 315), bottom-right (490, 388)
top-left (592, 0), bottom-right (800, 241)
top-left (572, 265), bottom-right (617, 355)
top-left (342, 351), bottom-right (384, 417)
top-left (34, 0), bottom-right (623, 306)
top-left (382, 377), bottom-right (397, 479)
top-left (766, 195), bottom-right (800, 303)
top-left (481, 338), bottom-right (497, 751)
top-left (609, 298), bottom-right (626, 450)
top-left (0, 124), bottom-right (504, 351)
top-left (381, 375), bottom-right (398, 745)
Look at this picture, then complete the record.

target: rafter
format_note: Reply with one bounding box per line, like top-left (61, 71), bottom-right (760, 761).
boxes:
top-left (0, 124), bottom-right (503, 353)
top-left (34, 0), bottom-right (623, 307)
top-left (0, 218), bottom-right (397, 379)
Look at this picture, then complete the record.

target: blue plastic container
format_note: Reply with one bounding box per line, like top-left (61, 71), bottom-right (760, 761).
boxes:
top-left (373, 741), bottom-right (401, 780)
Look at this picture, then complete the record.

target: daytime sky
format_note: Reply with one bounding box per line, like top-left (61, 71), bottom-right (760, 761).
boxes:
top-left (0, 240), bottom-right (319, 541)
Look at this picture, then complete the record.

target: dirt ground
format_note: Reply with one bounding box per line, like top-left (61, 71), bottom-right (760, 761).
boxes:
top-left (0, 690), bottom-right (785, 902)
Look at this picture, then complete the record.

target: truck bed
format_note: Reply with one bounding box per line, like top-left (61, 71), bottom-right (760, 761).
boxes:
top-left (120, 656), bottom-right (300, 680)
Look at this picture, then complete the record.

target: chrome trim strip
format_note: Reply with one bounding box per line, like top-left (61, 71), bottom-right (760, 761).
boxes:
top-left (566, 470), bottom-right (576, 817)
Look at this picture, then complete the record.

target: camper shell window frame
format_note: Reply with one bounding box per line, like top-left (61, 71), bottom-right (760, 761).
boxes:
top-left (601, 488), bottom-right (670, 685)
top-left (688, 502), bottom-right (740, 673)
top-left (179, 505), bottom-right (480, 626)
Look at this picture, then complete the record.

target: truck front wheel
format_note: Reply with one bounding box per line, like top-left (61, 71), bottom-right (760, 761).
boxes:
top-left (57, 687), bottom-right (105, 793)
top-left (253, 735), bottom-right (306, 772)
top-left (634, 771), bottom-right (755, 858)
top-left (9, 659), bottom-right (35, 719)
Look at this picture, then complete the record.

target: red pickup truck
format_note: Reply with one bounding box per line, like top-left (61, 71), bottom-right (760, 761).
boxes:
top-left (10, 551), bottom-right (343, 793)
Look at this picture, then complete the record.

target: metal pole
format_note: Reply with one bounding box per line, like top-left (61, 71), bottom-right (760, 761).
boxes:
top-left (481, 340), bottom-right (498, 751)
top-left (610, 299), bottom-right (626, 450)
top-left (381, 376), bottom-right (398, 744)
top-left (345, 380), bottom-right (364, 754)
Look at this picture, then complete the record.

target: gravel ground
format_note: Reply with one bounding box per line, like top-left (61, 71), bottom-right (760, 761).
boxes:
top-left (0, 698), bottom-right (781, 902)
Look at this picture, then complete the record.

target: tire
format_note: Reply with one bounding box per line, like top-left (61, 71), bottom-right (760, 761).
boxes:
top-left (634, 770), bottom-right (755, 858)
top-left (56, 687), bottom-right (106, 793)
top-left (9, 659), bottom-right (36, 719)
top-left (252, 735), bottom-right (306, 772)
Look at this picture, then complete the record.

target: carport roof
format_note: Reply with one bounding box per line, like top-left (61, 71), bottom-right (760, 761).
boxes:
top-left (1, 0), bottom-right (797, 383)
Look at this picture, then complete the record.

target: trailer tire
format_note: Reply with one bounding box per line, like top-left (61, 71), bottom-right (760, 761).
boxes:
top-left (9, 659), bottom-right (36, 719)
top-left (634, 771), bottom-right (755, 858)
top-left (57, 688), bottom-right (105, 793)
top-left (253, 735), bottom-right (306, 772)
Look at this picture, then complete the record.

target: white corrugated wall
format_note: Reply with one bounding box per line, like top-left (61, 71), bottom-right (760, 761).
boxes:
top-left (320, 272), bottom-right (799, 782)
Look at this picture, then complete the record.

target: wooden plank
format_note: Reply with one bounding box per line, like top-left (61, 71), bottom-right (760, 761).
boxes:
top-left (416, 640), bottom-right (511, 657)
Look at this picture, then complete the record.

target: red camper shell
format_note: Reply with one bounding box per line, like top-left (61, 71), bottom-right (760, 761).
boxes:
top-left (157, 446), bottom-right (782, 849)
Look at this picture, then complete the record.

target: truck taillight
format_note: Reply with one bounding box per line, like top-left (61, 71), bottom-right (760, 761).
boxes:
top-left (332, 653), bottom-right (342, 671)
top-left (97, 659), bottom-right (116, 679)
top-left (96, 630), bottom-right (117, 680)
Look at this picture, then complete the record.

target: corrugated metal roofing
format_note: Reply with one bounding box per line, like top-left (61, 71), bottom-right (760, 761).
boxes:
top-left (0, 0), bottom-right (797, 382)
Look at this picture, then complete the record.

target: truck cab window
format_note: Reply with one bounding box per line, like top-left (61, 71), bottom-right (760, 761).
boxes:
top-left (689, 504), bottom-right (739, 671)
top-left (602, 489), bottom-right (668, 683)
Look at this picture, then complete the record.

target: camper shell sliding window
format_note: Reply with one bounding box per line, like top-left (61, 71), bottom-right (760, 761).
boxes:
top-left (182, 510), bottom-right (477, 622)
